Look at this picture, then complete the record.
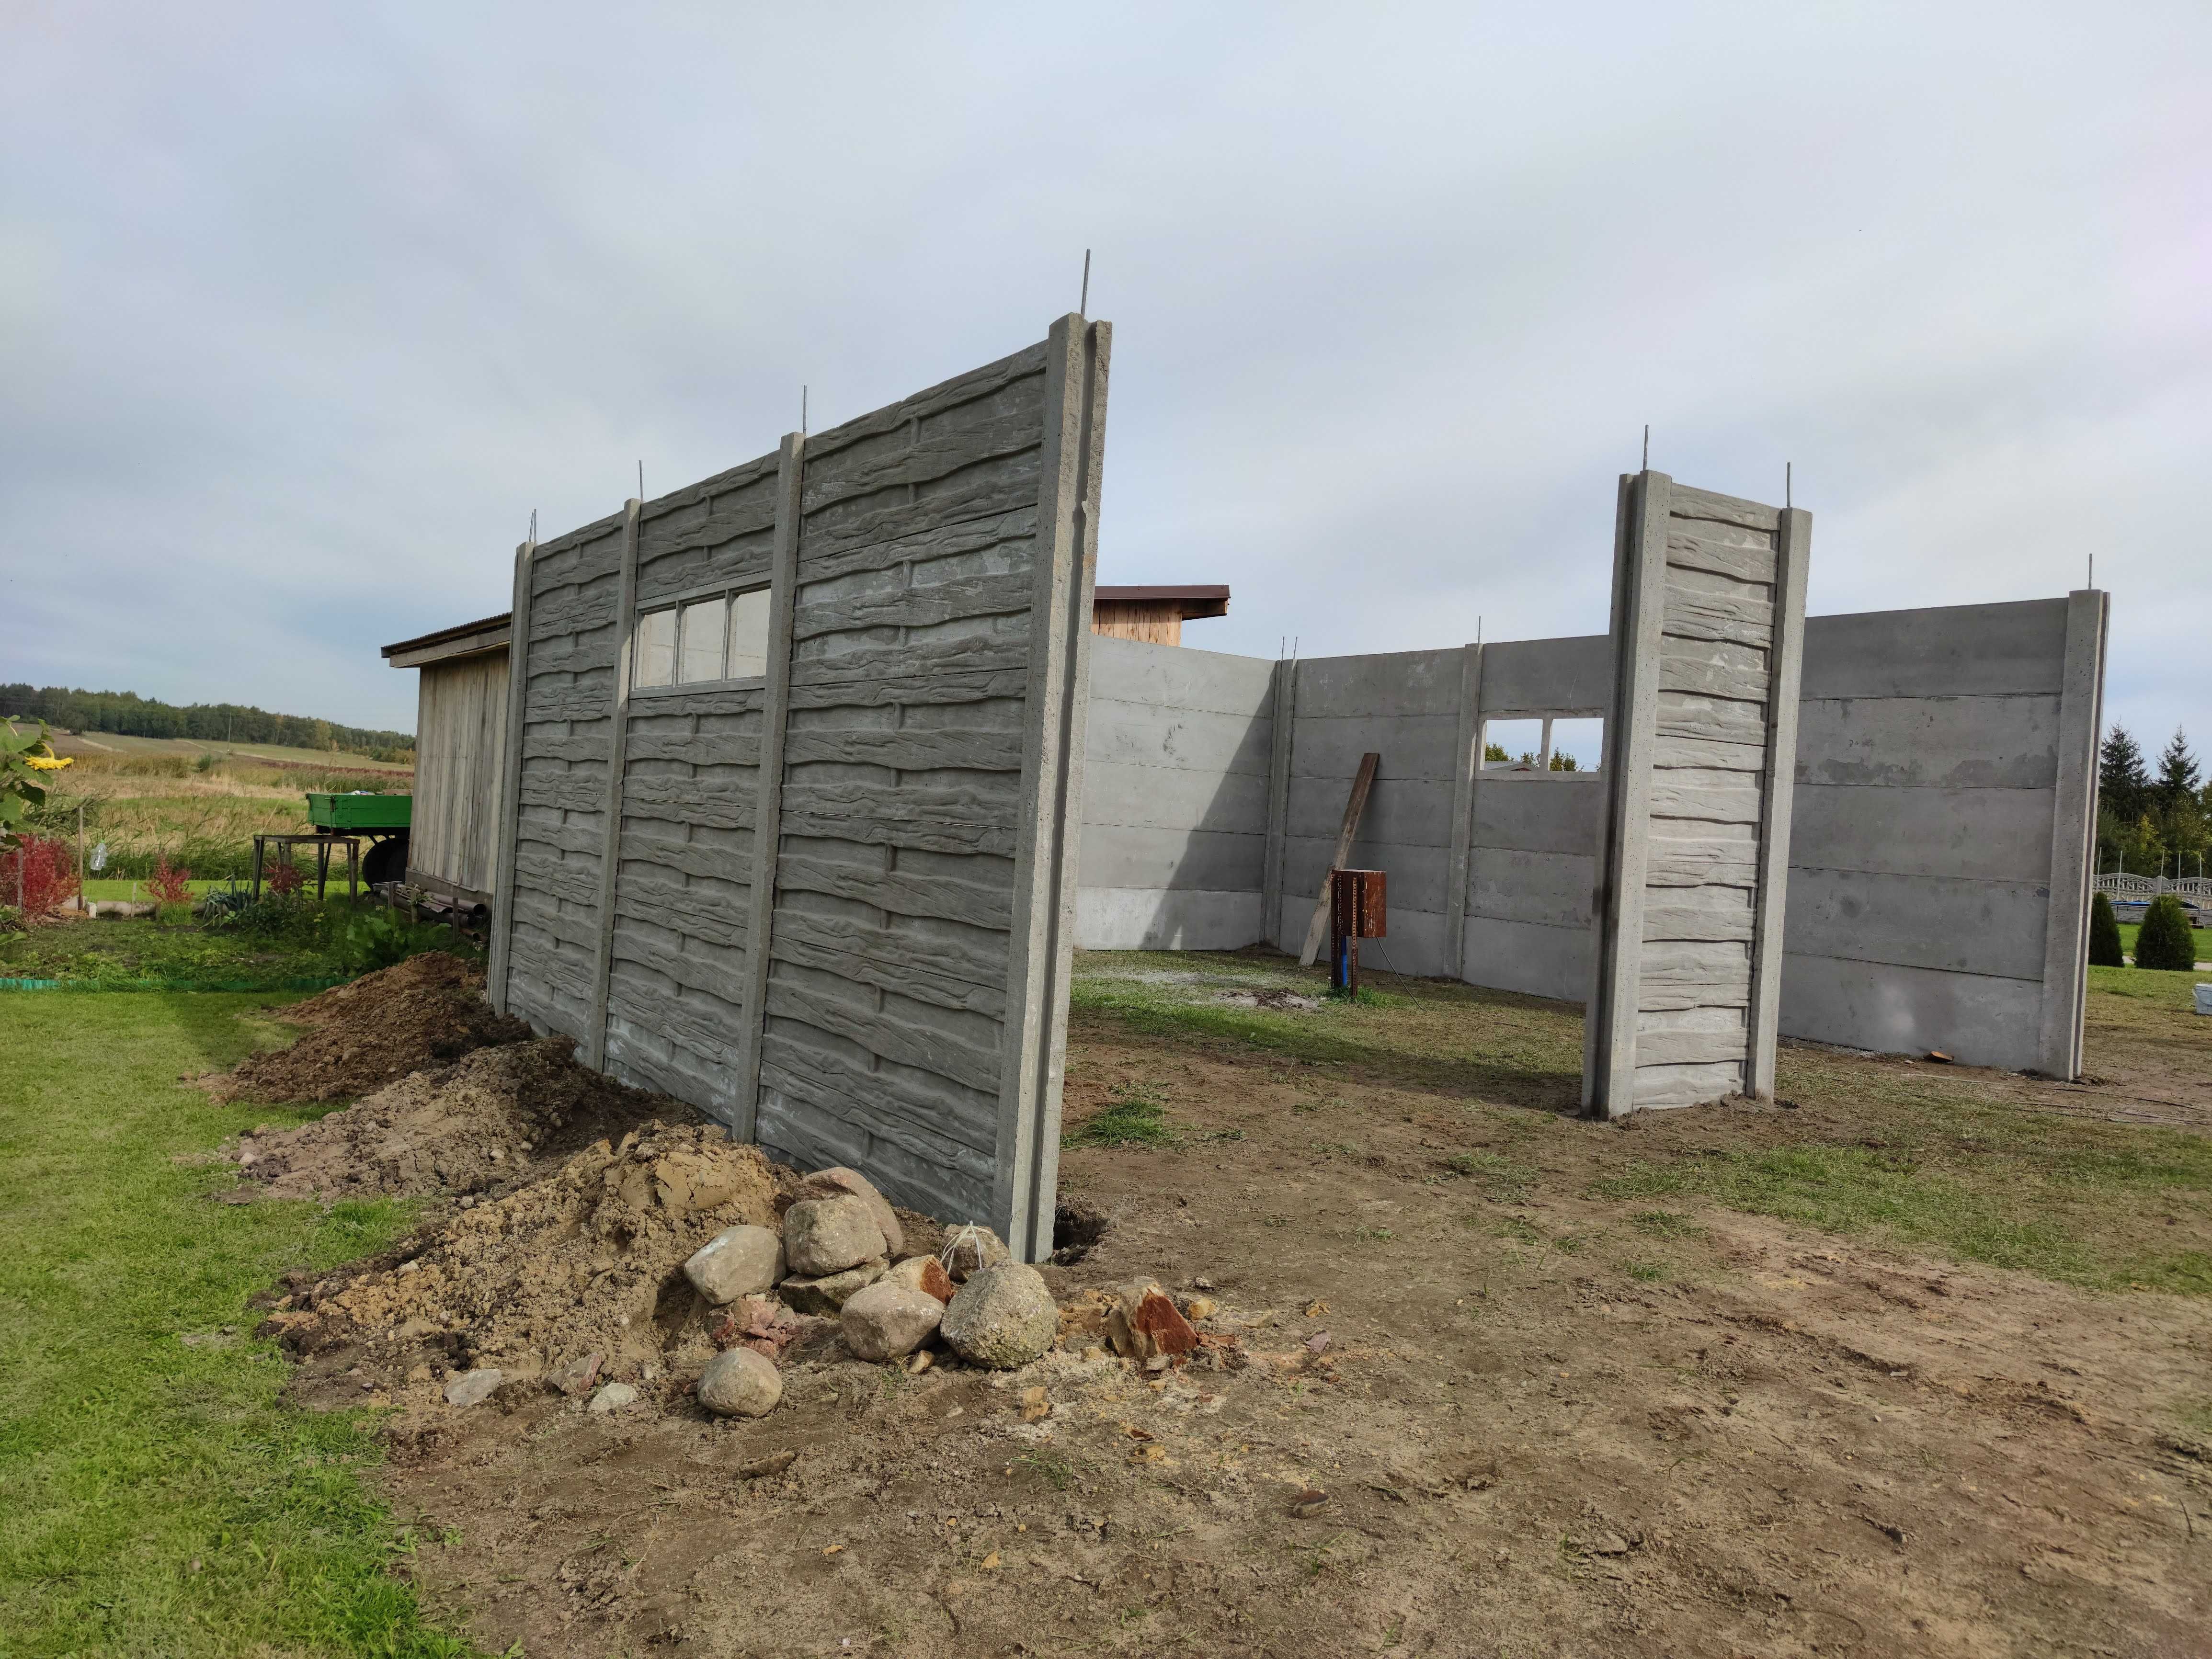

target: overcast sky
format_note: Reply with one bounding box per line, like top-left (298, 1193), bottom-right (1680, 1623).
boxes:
top-left (5, 2), bottom-right (2207, 749)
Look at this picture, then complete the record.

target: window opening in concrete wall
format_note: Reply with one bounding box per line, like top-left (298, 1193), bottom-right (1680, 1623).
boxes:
top-left (1482, 716), bottom-right (1603, 774)
top-left (635, 607), bottom-right (677, 688)
top-left (634, 585), bottom-right (773, 690)
top-left (726, 587), bottom-right (770, 680)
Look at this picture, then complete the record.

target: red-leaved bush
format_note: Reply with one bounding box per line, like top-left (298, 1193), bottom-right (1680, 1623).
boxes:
top-left (1, 835), bottom-right (80, 919)
top-left (148, 858), bottom-right (193, 905)
top-left (267, 860), bottom-right (304, 898)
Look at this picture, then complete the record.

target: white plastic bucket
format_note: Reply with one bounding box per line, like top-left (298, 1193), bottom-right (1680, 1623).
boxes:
top-left (2194, 984), bottom-right (2212, 1017)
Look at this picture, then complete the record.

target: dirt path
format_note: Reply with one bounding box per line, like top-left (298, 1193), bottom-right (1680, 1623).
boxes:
top-left (326, 979), bottom-right (2210, 1659)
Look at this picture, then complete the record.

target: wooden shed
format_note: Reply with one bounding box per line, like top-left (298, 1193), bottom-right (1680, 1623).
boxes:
top-left (1089, 584), bottom-right (1229, 645)
top-left (381, 612), bottom-right (511, 910)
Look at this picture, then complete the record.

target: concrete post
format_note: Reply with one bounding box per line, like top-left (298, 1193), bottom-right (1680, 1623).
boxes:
top-left (1442, 641), bottom-right (1485, 981)
top-left (486, 535), bottom-right (537, 1016)
top-left (584, 499), bottom-right (643, 1068)
top-left (1261, 657), bottom-right (1296, 947)
top-left (992, 313), bottom-right (1109, 1262)
top-left (732, 432), bottom-right (807, 1142)
top-left (1584, 472), bottom-right (1671, 1115)
top-left (2038, 588), bottom-right (2109, 1080)
top-left (1744, 506), bottom-right (1811, 1100)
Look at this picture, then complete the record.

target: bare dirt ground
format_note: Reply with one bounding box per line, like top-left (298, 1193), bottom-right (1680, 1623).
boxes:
top-left (247, 957), bottom-right (2211, 1659)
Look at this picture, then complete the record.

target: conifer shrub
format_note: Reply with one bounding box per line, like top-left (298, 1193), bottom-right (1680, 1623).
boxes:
top-left (2087, 890), bottom-right (2124, 967)
top-left (2134, 895), bottom-right (2198, 971)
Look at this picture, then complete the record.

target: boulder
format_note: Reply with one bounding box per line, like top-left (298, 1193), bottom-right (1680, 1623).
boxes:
top-left (587, 1381), bottom-right (638, 1414)
top-left (938, 1223), bottom-right (1011, 1283)
top-left (1106, 1278), bottom-right (1197, 1362)
top-left (796, 1167), bottom-right (904, 1258)
top-left (444, 1367), bottom-right (503, 1407)
top-left (840, 1282), bottom-right (945, 1362)
top-left (880, 1254), bottom-right (956, 1303)
top-left (698, 1346), bottom-right (783, 1417)
top-left (684, 1225), bottom-right (784, 1305)
top-left (940, 1261), bottom-right (1058, 1369)
top-left (778, 1258), bottom-right (888, 1315)
top-left (783, 1195), bottom-right (887, 1277)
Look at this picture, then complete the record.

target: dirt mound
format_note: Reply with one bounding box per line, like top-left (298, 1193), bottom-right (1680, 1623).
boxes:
top-left (264, 1124), bottom-right (791, 1393)
top-left (231, 1037), bottom-right (696, 1202)
top-left (213, 952), bottom-right (529, 1102)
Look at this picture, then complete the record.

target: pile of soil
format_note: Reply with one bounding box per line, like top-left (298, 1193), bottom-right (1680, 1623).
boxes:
top-left (212, 952), bottom-right (529, 1102)
top-left (265, 1124), bottom-right (791, 1395)
top-left (231, 1037), bottom-right (694, 1203)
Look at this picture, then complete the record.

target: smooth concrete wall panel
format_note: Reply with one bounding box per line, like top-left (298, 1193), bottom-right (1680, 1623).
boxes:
top-left (1075, 636), bottom-right (1276, 950)
top-left (1799, 600), bottom-right (2067, 700)
top-left (1479, 634), bottom-right (1613, 714)
top-left (1782, 596), bottom-right (2100, 1074)
top-left (1292, 648), bottom-right (1463, 719)
top-left (1462, 916), bottom-right (1591, 1001)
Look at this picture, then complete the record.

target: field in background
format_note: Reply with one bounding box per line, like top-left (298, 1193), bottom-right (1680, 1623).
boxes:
top-left (22, 742), bottom-right (414, 882)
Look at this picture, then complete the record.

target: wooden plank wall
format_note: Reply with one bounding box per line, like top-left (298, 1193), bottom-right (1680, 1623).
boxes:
top-left (409, 650), bottom-right (509, 899)
top-left (1585, 472), bottom-right (1810, 1114)
top-left (491, 318), bottom-right (1107, 1256)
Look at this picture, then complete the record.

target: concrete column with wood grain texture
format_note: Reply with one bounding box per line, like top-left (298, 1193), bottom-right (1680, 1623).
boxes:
top-left (1442, 642), bottom-right (1485, 981)
top-left (993, 314), bottom-right (1110, 1263)
top-left (1743, 506), bottom-right (1810, 1100)
top-left (1584, 473), bottom-right (1668, 1114)
top-left (2037, 588), bottom-right (2109, 1080)
top-left (731, 432), bottom-right (807, 1142)
top-left (1585, 472), bottom-right (1808, 1116)
top-left (583, 499), bottom-right (643, 1068)
top-left (486, 534), bottom-right (538, 1016)
top-left (1261, 657), bottom-right (1296, 947)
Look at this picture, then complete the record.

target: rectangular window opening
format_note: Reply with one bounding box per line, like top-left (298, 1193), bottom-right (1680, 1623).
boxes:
top-left (635, 608), bottom-right (677, 689)
top-left (679, 599), bottom-right (727, 683)
top-left (726, 588), bottom-right (771, 680)
top-left (633, 584), bottom-right (774, 690)
top-left (1481, 716), bottom-right (1604, 775)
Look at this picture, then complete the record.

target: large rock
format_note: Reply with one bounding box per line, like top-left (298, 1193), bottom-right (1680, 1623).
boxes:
top-left (1106, 1278), bottom-right (1197, 1361)
top-left (880, 1254), bottom-right (955, 1303)
top-left (697, 1346), bottom-right (783, 1417)
top-left (940, 1261), bottom-right (1057, 1370)
top-left (684, 1225), bottom-right (784, 1306)
top-left (795, 1167), bottom-right (904, 1259)
top-left (783, 1195), bottom-right (887, 1277)
top-left (778, 1258), bottom-right (887, 1315)
top-left (938, 1223), bottom-right (1011, 1283)
top-left (840, 1282), bottom-right (945, 1362)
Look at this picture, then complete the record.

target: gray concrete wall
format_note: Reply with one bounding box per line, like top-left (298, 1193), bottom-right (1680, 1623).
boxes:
top-left (1782, 593), bottom-right (2105, 1074)
top-left (1077, 636), bottom-right (1277, 950)
top-left (492, 318), bottom-right (1108, 1258)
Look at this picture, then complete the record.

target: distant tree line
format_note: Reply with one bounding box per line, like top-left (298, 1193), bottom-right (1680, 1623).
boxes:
top-left (2098, 726), bottom-right (2208, 877)
top-left (0, 684), bottom-right (413, 757)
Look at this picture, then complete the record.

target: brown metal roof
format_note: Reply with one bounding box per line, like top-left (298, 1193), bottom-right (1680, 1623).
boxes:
top-left (381, 613), bottom-right (513, 660)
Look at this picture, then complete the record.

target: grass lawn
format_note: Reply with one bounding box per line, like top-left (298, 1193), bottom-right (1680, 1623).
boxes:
top-left (0, 991), bottom-right (473, 1657)
top-left (0, 904), bottom-right (461, 989)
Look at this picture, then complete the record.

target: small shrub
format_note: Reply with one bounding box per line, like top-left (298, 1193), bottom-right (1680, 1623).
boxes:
top-left (2087, 891), bottom-right (2124, 967)
top-left (339, 908), bottom-right (451, 974)
top-left (266, 861), bottom-right (304, 899)
top-left (0, 834), bottom-right (80, 918)
top-left (147, 858), bottom-right (193, 905)
top-left (2135, 895), bottom-right (2198, 971)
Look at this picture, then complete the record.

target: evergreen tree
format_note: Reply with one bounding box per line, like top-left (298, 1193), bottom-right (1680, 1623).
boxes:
top-left (2087, 890), bottom-right (2124, 967)
top-left (2099, 727), bottom-right (2150, 824)
top-left (2134, 895), bottom-right (2197, 971)
top-left (2157, 727), bottom-right (2202, 814)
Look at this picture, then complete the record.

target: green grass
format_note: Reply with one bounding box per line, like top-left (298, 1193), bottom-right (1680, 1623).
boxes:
top-left (1063, 1083), bottom-right (1182, 1148)
top-left (2087, 963), bottom-right (2207, 1006)
top-left (0, 992), bottom-right (472, 1655)
top-left (0, 904), bottom-right (462, 990)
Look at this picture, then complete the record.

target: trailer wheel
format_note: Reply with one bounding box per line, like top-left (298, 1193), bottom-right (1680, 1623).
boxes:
top-left (363, 832), bottom-right (409, 886)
